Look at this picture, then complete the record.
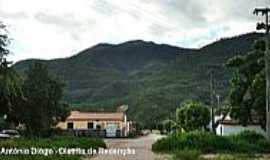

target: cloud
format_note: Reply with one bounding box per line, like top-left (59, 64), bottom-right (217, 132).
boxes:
top-left (0, 10), bottom-right (28, 19)
top-left (0, 0), bottom-right (266, 62)
top-left (34, 12), bottom-right (82, 28)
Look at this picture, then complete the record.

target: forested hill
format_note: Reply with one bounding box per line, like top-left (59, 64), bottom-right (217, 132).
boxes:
top-left (14, 32), bottom-right (263, 126)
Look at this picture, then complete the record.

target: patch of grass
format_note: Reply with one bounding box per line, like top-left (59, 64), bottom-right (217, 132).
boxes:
top-left (172, 149), bottom-right (204, 160)
top-left (211, 154), bottom-right (258, 160)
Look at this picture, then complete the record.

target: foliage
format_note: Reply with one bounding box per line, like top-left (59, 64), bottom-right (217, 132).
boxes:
top-left (21, 62), bottom-right (69, 137)
top-left (176, 101), bottom-right (210, 131)
top-left (152, 131), bottom-right (270, 154)
top-left (163, 119), bottom-right (177, 133)
top-left (0, 21), bottom-right (24, 127)
top-left (172, 149), bottom-right (203, 160)
top-left (0, 136), bottom-right (106, 160)
top-left (226, 39), bottom-right (266, 128)
top-left (0, 22), bottom-right (10, 58)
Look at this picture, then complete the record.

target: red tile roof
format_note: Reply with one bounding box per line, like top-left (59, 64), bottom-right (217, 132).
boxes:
top-left (67, 111), bottom-right (125, 121)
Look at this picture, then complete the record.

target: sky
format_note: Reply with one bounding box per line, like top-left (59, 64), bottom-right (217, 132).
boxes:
top-left (0, 0), bottom-right (268, 62)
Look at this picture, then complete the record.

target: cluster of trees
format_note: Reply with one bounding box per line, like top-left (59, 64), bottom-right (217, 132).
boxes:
top-left (0, 22), bottom-right (68, 137)
top-left (226, 39), bottom-right (266, 129)
top-left (165, 39), bottom-right (269, 133)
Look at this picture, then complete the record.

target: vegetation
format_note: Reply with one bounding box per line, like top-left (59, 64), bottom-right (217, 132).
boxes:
top-left (172, 149), bottom-right (202, 160)
top-left (210, 154), bottom-right (260, 160)
top-left (21, 62), bottom-right (69, 137)
top-left (162, 119), bottom-right (177, 133)
top-left (0, 136), bottom-right (106, 160)
top-left (0, 22), bottom-right (24, 128)
top-left (14, 33), bottom-right (263, 128)
top-left (0, 21), bottom-right (68, 136)
top-left (152, 131), bottom-right (270, 154)
top-left (176, 101), bottom-right (210, 131)
top-left (226, 39), bottom-right (266, 128)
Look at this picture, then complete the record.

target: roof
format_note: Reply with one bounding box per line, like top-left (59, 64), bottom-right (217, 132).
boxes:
top-left (219, 114), bottom-right (260, 126)
top-left (66, 111), bottom-right (125, 121)
top-left (220, 119), bottom-right (260, 125)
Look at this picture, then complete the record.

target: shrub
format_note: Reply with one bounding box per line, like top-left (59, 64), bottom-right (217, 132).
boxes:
top-left (229, 130), bottom-right (265, 144)
top-left (152, 131), bottom-right (269, 154)
top-left (0, 136), bottom-right (106, 160)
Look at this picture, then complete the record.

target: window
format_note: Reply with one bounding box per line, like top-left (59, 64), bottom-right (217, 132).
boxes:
top-left (67, 122), bottom-right (74, 129)
top-left (96, 124), bottom-right (101, 130)
top-left (88, 122), bottom-right (94, 129)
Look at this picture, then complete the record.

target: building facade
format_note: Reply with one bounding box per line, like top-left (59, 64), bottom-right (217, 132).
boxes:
top-left (57, 110), bottom-right (131, 137)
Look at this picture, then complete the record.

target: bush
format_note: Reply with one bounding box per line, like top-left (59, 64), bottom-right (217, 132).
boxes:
top-left (230, 130), bottom-right (265, 143)
top-left (152, 131), bottom-right (269, 154)
top-left (172, 149), bottom-right (202, 160)
top-left (0, 136), bottom-right (106, 160)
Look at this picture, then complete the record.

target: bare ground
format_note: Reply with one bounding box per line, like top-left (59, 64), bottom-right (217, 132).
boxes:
top-left (88, 134), bottom-right (170, 160)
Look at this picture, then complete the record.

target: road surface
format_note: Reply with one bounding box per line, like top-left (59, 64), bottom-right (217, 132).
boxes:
top-left (89, 134), bottom-right (170, 160)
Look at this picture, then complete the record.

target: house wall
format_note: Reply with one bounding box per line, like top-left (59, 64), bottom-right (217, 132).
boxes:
top-left (57, 120), bottom-right (124, 130)
top-left (216, 124), bottom-right (266, 136)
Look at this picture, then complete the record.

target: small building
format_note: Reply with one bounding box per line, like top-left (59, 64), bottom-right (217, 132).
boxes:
top-left (215, 114), bottom-right (265, 136)
top-left (57, 107), bottom-right (132, 137)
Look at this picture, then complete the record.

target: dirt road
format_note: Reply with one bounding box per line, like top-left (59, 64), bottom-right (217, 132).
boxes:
top-left (89, 134), bottom-right (170, 160)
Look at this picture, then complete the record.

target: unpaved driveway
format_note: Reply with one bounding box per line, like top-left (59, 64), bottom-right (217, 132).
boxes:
top-left (89, 134), bottom-right (170, 160)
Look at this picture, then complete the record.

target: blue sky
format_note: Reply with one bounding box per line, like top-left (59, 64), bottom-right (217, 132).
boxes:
top-left (0, 0), bottom-right (267, 62)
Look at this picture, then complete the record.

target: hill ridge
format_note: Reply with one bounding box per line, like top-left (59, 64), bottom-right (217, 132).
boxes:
top-left (14, 32), bottom-right (263, 125)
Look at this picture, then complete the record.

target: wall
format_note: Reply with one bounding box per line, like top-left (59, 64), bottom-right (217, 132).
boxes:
top-left (56, 120), bottom-right (124, 130)
top-left (216, 124), bottom-right (266, 136)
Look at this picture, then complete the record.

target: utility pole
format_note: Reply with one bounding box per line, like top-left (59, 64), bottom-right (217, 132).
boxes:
top-left (254, 7), bottom-right (270, 140)
top-left (209, 70), bottom-right (215, 134)
top-left (216, 94), bottom-right (220, 115)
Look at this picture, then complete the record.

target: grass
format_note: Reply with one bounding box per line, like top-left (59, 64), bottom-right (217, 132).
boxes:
top-left (204, 154), bottom-right (267, 160)
top-left (172, 149), bottom-right (203, 160)
top-left (0, 136), bottom-right (106, 160)
top-left (172, 152), bottom-right (269, 160)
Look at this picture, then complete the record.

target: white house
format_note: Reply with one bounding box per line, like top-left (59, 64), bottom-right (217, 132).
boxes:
top-left (215, 114), bottom-right (265, 136)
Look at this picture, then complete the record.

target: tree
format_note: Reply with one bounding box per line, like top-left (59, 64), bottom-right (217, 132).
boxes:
top-left (0, 22), bottom-right (24, 127)
top-left (176, 101), bottom-right (210, 132)
top-left (226, 40), bottom-right (266, 128)
top-left (22, 62), bottom-right (68, 137)
top-left (0, 22), bottom-right (10, 60)
top-left (162, 119), bottom-right (177, 133)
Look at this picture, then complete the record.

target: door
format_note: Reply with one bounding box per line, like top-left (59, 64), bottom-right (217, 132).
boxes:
top-left (106, 123), bottom-right (117, 137)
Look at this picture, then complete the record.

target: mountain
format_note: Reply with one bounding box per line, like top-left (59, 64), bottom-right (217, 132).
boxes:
top-left (14, 32), bottom-right (264, 126)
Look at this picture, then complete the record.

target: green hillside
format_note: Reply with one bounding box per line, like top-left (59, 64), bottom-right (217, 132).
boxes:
top-left (14, 32), bottom-right (263, 126)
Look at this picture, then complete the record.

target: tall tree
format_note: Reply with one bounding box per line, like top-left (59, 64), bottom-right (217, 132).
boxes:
top-left (0, 22), bottom-right (24, 127)
top-left (226, 40), bottom-right (265, 128)
top-left (22, 62), bottom-right (68, 137)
